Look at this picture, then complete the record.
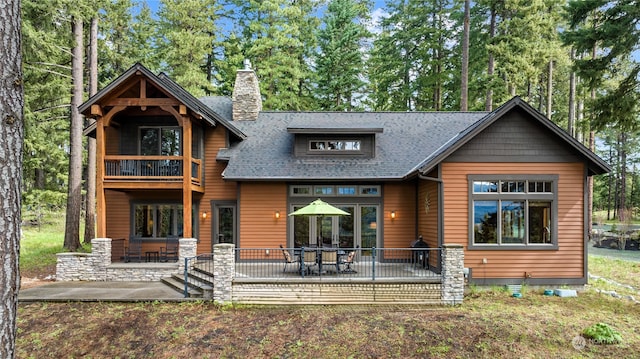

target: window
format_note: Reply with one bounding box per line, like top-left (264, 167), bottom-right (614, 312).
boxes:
top-left (140, 127), bottom-right (181, 156)
top-left (309, 140), bottom-right (361, 152)
top-left (469, 176), bottom-right (557, 248)
top-left (133, 203), bottom-right (183, 238)
top-left (290, 185), bottom-right (381, 197)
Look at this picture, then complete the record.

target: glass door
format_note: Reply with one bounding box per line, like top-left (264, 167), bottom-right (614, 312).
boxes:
top-left (359, 205), bottom-right (378, 257)
top-left (212, 202), bottom-right (236, 251)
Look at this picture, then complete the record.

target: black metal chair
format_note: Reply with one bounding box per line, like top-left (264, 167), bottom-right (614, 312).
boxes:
top-left (340, 246), bottom-right (358, 273)
top-left (300, 250), bottom-right (317, 275)
top-left (280, 244), bottom-right (298, 272)
top-left (160, 236), bottom-right (179, 262)
top-left (124, 238), bottom-right (142, 263)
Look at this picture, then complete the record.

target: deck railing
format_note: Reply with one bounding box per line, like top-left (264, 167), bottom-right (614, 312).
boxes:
top-left (234, 247), bottom-right (441, 280)
top-left (104, 155), bottom-right (202, 184)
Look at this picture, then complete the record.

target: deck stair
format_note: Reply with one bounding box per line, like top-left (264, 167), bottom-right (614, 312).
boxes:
top-left (161, 264), bottom-right (214, 299)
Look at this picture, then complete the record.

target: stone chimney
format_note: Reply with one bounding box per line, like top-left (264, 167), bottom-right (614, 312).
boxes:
top-left (232, 59), bottom-right (262, 121)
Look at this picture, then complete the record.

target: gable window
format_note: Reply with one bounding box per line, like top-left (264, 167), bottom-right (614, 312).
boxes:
top-left (140, 127), bottom-right (181, 156)
top-left (309, 140), bottom-right (361, 152)
top-left (469, 175), bottom-right (558, 249)
top-left (290, 185), bottom-right (381, 197)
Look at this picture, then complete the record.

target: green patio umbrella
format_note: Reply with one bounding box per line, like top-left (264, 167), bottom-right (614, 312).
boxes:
top-left (288, 198), bottom-right (351, 217)
top-left (289, 199), bottom-right (350, 247)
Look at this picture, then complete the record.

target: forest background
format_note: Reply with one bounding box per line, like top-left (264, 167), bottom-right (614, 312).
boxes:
top-left (21, 0), bottom-right (640, 250)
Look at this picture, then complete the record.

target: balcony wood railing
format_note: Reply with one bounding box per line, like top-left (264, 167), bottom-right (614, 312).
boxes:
top-left (104, 155), bottom-right (201, 185)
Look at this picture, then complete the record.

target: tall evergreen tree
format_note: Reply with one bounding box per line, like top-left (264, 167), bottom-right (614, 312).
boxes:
top-left (235, 0), bottom-right (319, 110)
top-left (22, 0), bottom-right (73, 209)
top-left (0, 1), bottom-right (23, 355)
top-left (314, 0), bottom-right (371, 111)
top-left (564, 0), bottom-right (640, 133)
top-left (63, 16), bottom-right (84, 252)
top-left (156, 0), bottom-right (219, 96)
top-left (99, 0), bottom-right (160, 84)
top-left (369, 0), bottom-right (457, 111)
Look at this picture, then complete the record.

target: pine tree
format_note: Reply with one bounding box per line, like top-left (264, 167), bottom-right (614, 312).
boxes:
top-left (369, 0), bottom-right (457, 111)
top-left (236, 0), bottom-right (319, 110)
top-left (564, 0), bottom-right (640, 133)
top-left (157, 0), bottom-right (220, 96)
top-left (315, 0), bottom-right (371, 111)
top-left (22, 0), bottom-right (75, 213)
top-left (99, 0), bottom-right (159, 84)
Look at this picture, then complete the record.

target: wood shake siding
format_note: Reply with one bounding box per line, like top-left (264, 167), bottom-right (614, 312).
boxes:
top-left (442, 162), bottom-right (585, 280)
top-left (383, 182), bottom-right (417, 248)
top-left (238, 182), bottom-right (288, 249)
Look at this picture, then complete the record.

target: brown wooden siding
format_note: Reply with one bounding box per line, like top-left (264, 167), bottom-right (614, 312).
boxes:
top-left (197, 126), bottom-right (238, 254)
top-left (238, 182), bottom-right (288, 249)
top-left (105, 127), bottom-right (119, 155)
top-left (383, 182), bottom-right (417, 248)
top-left (418, 180), bottom-right (439, 268)
top-left (105, 190), bottom-right (129, 240)
top-left (441, 162), bottom-right (585, 280)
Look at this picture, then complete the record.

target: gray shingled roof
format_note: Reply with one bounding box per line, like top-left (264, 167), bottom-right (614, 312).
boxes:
top-left (219, 111), bottom-right (487, 181)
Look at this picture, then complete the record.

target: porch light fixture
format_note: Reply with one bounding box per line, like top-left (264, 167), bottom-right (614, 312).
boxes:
top-left (391, 210), bottom-right (396, 220)
top-left (202, 211), bottom-right (208, 219)
top-left (274, 210), bottom-right (281, 219)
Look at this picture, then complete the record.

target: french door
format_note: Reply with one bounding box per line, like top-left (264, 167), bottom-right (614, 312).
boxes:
top-left (292, 204), bottom-right (378, 253)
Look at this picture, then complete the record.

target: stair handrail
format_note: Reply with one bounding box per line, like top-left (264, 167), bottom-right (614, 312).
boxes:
top-left (184, 253), bottom-right (214, 298)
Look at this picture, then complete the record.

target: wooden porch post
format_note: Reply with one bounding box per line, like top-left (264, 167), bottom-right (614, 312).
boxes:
top-left (182, 114), bottom-right (193, 238)
top-left (95, 115), bottom-right (106, 237)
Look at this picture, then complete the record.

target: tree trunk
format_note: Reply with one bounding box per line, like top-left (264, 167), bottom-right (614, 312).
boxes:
top-left (586, 42), bottom-right (597, 239)
top-left (618, 133), bottom-right (627, 221)
top-left (568, 48), bottom-right (576, 137)
top-left (460, 0), bottom-right (470, 111)
top-left (84, 17), bottom-right (98, 244)
top-left (485, 5), bottom-right (496, 111)
top-left (64, 17), bottom-right (84, 252)
top-left (0, 0), bottom-right (23, 356)
top-left (546, 60), bottom-right (553, 119)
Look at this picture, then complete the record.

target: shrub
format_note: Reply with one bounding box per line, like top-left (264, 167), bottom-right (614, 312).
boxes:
top-left (582, 322), bottom-right (622, 345)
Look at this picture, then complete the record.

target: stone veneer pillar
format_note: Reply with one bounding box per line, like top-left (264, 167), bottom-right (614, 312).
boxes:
top-left (178, 238), bottom-right (198, 272)
top-left (441, 244), bottom-right (465, 305)
top-left (212, 243), bottom-right (235, 304)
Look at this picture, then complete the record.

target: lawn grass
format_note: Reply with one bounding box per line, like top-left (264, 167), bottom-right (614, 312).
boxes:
top-left (20, 210), bottom-right (86, 278)
top-left (588, 255), bottom-right (640, 298)
top-left (16, 290), bottom-right (640, 358)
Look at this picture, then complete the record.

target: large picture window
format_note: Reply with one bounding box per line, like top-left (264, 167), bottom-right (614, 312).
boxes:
top-left (469, 176), bottom-right (557, 248)
top-left (133, 203), bottom-right (184, 238)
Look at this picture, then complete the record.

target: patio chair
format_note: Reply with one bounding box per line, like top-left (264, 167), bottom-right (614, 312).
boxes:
top-left (340, 246), bottom-right (358, 273)
top-left (300, 250), bottom-right (317, 275)
top-left (124, 238), bottom-right (142, 263)
top-left (321, 250), bottom-right (339, 273)
top-left (160, 236), bottom-right (179, 262)
top-left (280, 244), bottom-right (298, 272)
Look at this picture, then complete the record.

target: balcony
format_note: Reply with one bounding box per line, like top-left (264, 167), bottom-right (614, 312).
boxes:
top-left (104, 155), bottom-right (202, 187)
